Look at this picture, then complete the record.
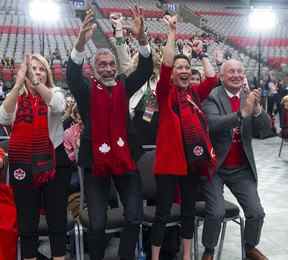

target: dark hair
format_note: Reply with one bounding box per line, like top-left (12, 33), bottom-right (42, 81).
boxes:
top-left (173, 54), bottom-right (191, 66)
top-left (191, 69), bottom-right (201, 81)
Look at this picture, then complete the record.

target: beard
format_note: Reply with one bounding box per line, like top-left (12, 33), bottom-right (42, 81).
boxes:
top-left (94, 71), bottom-right (117, 87)
top-left (102, 78), bottom-right (117, 87)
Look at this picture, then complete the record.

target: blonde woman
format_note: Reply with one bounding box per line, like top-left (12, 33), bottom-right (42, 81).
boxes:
top-left (0, 54), bottom-right (71, 260)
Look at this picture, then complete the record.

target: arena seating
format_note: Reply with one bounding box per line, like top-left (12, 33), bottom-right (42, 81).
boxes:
top-left (93, 0), bottom-right (164, 18)
top-left (184, 1), bottom-right (288, 68)
top-left (0, 0), bottom-right (286, 83)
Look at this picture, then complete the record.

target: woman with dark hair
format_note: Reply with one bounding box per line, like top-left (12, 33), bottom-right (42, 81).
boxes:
top-left (191, 69), bottom-right (202, 85)
top-left (150, 15), bottom-right (218, 260)
top-left (0, 54), bottom-right (71, 260)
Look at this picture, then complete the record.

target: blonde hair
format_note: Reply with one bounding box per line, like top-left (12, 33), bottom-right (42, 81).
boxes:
top-left (19, 54), bottom-right (55, 95)
top-left (281, 95), bottom-right (288, 105)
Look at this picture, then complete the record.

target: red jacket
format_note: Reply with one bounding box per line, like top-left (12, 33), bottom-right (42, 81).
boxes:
top-left (0, 148), bottom-right (18, 260)
top-left (154, 64), bottom-right (218, 176)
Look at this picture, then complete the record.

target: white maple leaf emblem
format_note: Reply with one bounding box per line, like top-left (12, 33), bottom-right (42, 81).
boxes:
top-left (117, 137), bottom-right (125, 147)
top-left (99, 143), bottom-right (111, 153)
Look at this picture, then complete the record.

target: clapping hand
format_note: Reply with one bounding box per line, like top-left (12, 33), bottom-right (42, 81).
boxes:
top-left (14, 55), bottom-right (29, 91)
top-left (241, 89), bottom-right (261, 118)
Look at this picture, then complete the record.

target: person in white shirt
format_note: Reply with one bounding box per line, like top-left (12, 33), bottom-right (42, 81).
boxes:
top-left (0, 54), bottom-right (71, 260)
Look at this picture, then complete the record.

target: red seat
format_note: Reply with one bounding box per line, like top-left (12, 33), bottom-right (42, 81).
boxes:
top-left (53, 68), bottom-right (63, 81)
top-left (2, 69), bottom-right (13, 81)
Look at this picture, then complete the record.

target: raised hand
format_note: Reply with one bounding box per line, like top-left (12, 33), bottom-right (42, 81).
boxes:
top-left (109, 12), bottom-right (123, 30)
top-left (190, 39), bottom-right (203, 56)
top-left (14, 55), bottom-right (29, 90)
top-left (23, 54), bottom-right (39, 90)
top-left (75, 7), bottom-right (97, 52)
top-left (163, 14), bottom-right (177, 31)
top-left (214, 48), bottom-right (224, 65)
top-left (241, 89), bottom-right (261, 118)
top-left (130, 6), bottom-right (146, 42)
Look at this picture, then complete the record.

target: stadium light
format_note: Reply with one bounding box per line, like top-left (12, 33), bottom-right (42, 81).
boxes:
top-left (248, 7), bottom-right (277, 32)
top-left (248, 7), bottom-right (277, 107)
top-left (29, 0), bottom-right (60, 22)
top-left (29, 0), bottom-right (60, 56)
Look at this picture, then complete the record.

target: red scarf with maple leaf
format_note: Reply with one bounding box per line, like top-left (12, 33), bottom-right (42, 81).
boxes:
top-left (90, 79), bottom-right (136, 176)
top-left (176, 87), bottom-right (216, 180)
top-left (8, 92), bottom-right (55, 186)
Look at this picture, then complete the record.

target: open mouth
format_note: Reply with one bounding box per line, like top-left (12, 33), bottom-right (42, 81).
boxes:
top-left (179, 75), bottom-right (190, 84)
top-left (102, 74), bottom-right (115, 80)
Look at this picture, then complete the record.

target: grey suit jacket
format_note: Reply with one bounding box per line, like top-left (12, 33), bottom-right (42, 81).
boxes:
top-left (202, 85), bottom-right (272, 182)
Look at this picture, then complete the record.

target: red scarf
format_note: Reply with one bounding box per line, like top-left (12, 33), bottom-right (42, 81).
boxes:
top-left (90, 79), bottom-right (136, 176)
top-left (8, 92), bottom-right (55, 186)
top-left (176, 87), bottom-right (216, 180)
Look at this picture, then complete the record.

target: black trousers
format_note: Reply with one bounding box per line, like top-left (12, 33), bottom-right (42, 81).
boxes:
top-left (84, 169), bottom-right (143, 260)
top-left (13, 144), bottom-right (72, 258)
top-left (150, 173), bottom-right (199, 246)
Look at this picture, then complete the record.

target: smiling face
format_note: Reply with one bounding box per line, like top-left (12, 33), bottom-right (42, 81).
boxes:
top-left (172, 57), bottom-right (192, 89)
top-left (221, 59), bottom-right (245, 94)
top-left (190, 70), bottom-right (201, 85)
top-left (94, 51), bottom-right (117, 87)
top-left (30, 58), bottom-right (48, 85)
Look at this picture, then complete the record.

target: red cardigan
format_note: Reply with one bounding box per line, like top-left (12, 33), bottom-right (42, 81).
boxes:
top-left (154, 64), bottom-right (218, 176)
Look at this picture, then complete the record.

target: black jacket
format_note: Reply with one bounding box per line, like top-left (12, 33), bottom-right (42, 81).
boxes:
top-left (66, 52), bottom-right (153, 168)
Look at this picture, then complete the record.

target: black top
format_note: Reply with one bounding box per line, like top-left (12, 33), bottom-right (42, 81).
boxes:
top-left (66, 52), bottom-right (153, 168)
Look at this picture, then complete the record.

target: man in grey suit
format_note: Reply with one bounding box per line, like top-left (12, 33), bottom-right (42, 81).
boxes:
top-left (201, 59), bottom-right (270, 260)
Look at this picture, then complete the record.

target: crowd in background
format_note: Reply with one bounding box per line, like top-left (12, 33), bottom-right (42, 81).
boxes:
top-left (1, 3), bottom-right (288, 260)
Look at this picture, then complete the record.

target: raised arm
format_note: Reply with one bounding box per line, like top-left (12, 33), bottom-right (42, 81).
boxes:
top-left (67, 8), bottom-right (96, 116)
top-left (110, 12), bottom-right (132, 76)
top-left (124, 6), bottom-right (153, 97)
top-left (1, 56), bottom-right (28, 115)
top-left (156, 15), bottom-right (177, 98)
top-left (162, 15), bottom-right (177, 67)
top-left (188, 39), bottom-right (218, 101)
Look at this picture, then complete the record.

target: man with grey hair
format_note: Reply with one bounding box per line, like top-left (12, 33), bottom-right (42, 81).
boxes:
top-left (66, 6), bottom-right (153, 260)
top-left (201, 59), bottom-right (270, 260)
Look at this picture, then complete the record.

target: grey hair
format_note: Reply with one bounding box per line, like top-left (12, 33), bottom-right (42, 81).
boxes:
top-left (220, 59), bottom-right (245, 76)
top-left (91, 48), bottom-right (117, 73)
top-left (219, 59), bottom-right (246, 89)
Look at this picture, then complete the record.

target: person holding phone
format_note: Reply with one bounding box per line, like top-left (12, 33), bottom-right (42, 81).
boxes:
top-left (0, 54), bottom-right (70, 260)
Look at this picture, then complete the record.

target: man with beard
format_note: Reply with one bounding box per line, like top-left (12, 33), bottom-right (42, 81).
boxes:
top-left (66, 6), bottom-right (153, 260)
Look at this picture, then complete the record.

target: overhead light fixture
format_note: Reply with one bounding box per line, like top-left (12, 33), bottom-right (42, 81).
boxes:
top-left (29, 0), bottom-right (60, 22)
top-left (248, 6), bottom-right (277, 32)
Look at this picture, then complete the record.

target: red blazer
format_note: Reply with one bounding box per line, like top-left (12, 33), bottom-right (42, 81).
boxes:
top-left (154, 64), bottom-right (218, 176)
